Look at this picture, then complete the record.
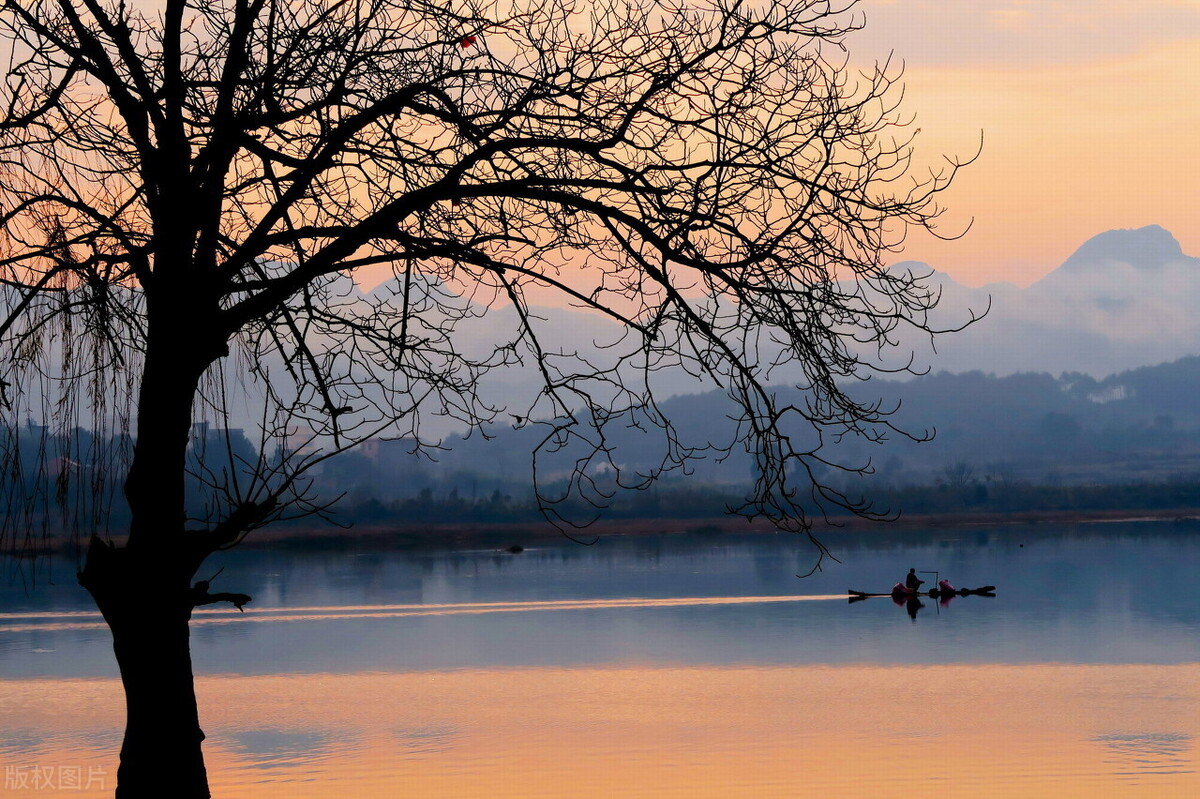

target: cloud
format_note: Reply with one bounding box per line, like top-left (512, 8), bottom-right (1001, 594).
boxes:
top-left (849, 1), bottom-right (1200, 66)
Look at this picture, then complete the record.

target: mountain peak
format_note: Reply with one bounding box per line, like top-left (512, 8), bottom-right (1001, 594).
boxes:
top-left (1059, 225), bottom-right (1185, 272)
top-left (886, 260), bottom-right (960, 287)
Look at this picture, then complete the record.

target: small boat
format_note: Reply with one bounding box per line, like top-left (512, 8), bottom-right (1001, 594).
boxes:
top-left (848, 585), bottom-right (996, 600)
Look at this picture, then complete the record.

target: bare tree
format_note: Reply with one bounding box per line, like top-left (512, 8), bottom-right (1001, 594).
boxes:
top-left (942, 460), bottom-right (977, 491)
top-left (0, 0), bottom-right (973, 794)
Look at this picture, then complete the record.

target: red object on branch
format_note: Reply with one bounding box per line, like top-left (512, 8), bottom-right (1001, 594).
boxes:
top-left (461, 35), bottom-right (477, 48)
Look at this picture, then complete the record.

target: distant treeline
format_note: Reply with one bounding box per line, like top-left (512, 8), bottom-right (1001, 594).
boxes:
top-left (322, 477), bottom-right (1200, 528)
top-left (335, 482), bottom-right (748, 525)
top-left (10, 355), bottom-right (1200, 539)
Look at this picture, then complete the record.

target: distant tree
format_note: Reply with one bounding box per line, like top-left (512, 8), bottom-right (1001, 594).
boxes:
top-left (985, 460), bottom-right (1022, 489)
top-left (0, 0), bottom-right (971, 795)
top-left (941, 460), bottom-right (976, 490)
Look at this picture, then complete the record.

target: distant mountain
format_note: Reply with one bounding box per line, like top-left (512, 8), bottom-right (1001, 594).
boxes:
top-left (459, 226), bottom-right (1200, 409)
top-left (339, 225), bottom-right (1200, 440)
top-left (287, 227), bottom-right (1200, 510)
top-left (912, 225), bottom-right (1200, 377)
top-left (1051, 224), bottom-right (1185, 275)
top-left (317, 354), bottom-right (1200, 501)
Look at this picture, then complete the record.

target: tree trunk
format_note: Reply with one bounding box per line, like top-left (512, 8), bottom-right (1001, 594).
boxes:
top-left (81, 539), bottom-right (210, 798)
top-left (82, 303), bottom-right (224, 796)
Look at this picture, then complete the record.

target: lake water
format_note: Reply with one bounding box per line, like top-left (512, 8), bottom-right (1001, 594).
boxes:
top-left (3, 523), bottom-right (1200, 796)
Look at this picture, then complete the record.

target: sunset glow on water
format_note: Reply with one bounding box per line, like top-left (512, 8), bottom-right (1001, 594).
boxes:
top-left (4, 665), bottom-right (1200, 797)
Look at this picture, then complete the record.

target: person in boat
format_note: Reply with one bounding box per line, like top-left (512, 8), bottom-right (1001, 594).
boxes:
top-left (904, 568), bottom-right (924, 592)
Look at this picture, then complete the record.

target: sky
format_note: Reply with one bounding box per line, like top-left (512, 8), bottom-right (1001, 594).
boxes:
top-left (849, 0), bottom-right (1200, 286)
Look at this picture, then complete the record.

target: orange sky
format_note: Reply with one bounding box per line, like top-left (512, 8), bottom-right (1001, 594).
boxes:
top-left (346, 2), bottom-right (1198, 297)
top-left (852, 1), bottom-right (1200, 286)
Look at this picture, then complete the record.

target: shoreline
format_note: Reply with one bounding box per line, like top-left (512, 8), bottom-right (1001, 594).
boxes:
top-left (233, 505), bottom-right (1200, 549)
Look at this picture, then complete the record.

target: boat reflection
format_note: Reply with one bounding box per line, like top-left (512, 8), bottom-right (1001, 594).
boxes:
top-left (893, 593), bottom-right (926, 620)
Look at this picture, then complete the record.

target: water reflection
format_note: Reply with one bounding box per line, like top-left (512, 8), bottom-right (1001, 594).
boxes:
top-left (1095, 732), bottom-right (1194, 777)
top-left (896, 593), bottom-right (925, 620)
top-left (391, 726), bottom-right (458, 759)
top-left (2, 665), bottom-right (1199, 797)
top-left (224, 729), bottom-right (331, 770)
top-left (3, 524), bottom-right (1200, 678)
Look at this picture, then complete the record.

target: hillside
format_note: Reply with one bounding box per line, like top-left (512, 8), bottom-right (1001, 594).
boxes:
top-left (314, 356), bottom-right (1200, 507)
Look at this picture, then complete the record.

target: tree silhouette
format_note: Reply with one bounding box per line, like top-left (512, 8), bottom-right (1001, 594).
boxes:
top-left (0, 0), bottom-right (972, 795)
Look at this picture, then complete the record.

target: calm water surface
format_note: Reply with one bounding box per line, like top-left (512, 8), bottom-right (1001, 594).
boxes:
top-left (2, 523), bottom-right (1200, 796)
